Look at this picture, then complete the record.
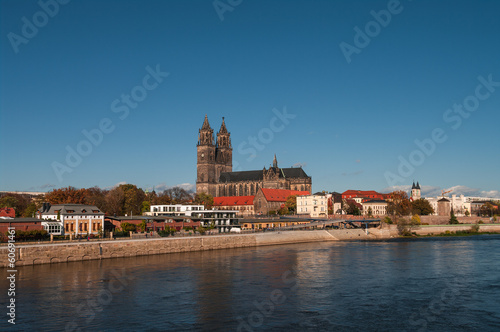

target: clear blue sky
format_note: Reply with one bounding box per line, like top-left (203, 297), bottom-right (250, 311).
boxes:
top-left (1, 0), bottom-right (499, 197)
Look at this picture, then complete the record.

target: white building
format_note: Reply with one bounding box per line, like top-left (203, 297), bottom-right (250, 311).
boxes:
top-left (37, 203), bottom-right (105, 236)
top-left (425, 195), bottom-right (471, 216)
top-left (297, 194), bottom-right (327, 217)
top-left (146, 204), bottom-right (205, 217)
top-left (361, 199), bottom-right (388, 216)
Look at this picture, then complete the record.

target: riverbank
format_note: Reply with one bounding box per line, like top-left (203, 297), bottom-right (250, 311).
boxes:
top-left (2, 224), bottom-right (499, 267)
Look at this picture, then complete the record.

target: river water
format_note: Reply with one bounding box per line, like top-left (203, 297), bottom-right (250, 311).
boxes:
top-left (3, 235), bottom-right (500, 331)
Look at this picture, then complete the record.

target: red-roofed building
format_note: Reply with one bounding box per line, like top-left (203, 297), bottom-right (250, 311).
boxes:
top-left (254, 188), bottom-right (310, 215)
top-left (213, 196), bottom-right (255, 216)
top-left (342, 190), bottom-right (389, 203)
top-left (0, 207), bottom-right (15, 218)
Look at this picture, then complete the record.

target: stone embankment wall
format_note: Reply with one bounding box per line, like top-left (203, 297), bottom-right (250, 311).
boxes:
top-left (3, 229), bottom-right (394, 267)
top-left (419, 216), bottom-right (493, 225)
top-left (414, 224), bottom-right (500, 235)
top-left (3, 225), bottom-right (499, 267)
top-left (2, 234), bottom-right (257, 267)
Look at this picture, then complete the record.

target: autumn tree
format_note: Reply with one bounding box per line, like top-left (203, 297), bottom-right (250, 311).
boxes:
top-left (411, 198), bottom-right (434, 215)
top-left (193, 192), bottom-right (214, 209)
top-left (106, 186), bottom-right (125, 216)
top-left (285, 195), bottom-right (297, 214)
top-left (386, 191), bottom-right (412, 218)
top-left (45, 186), bottom-right (88, 204)
top-left (84, 186), bottom-right (107, 211)
top-left (0, 193), bottom-right (30, 217)
top-left (121, 184), bottom-right (146, 216)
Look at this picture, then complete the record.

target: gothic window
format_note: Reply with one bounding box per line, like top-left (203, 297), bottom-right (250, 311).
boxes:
top-left (301, 185), bottom-right (304, 191)
top-left (239, 184), bottom-right (243, 196)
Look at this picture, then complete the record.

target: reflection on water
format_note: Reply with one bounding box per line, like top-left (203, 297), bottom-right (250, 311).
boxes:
top-left (2, 235), bottom-right (500, 331)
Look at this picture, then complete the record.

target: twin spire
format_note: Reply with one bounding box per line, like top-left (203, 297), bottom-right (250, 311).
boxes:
top-left (201, 114), bottom-right (228, 134)
top-left (199, 115), bottom-right (230, 148)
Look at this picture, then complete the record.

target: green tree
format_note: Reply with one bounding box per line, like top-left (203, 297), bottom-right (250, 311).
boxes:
top-left (138, 220), bottom-right (147, 232)
top-left (449, 208), bottom-right (459, 224)
top-left (122, 184), bottom-right (146, 216)
top-left (411, 198), bottom-right (434, 215)
top-left (142, 201), bottom-right (151, 214)
top-left (121, 222), bottom-right (137, 232)
top-left (367, 207), bottom-right (373, 218)
top-left (22, 202), bottom-right (39, 217)
top-left (0, 195), bottom-right (18, 209)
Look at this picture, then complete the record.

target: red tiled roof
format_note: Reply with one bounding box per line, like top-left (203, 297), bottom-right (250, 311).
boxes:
top-left (342, 190), bottom-right (386, 199)
top-left (260, 189), bottom-right (310, 202)
top-left (0, 207), bottom-right (15, 217)
top-left (213, 196), bottom-right (255, 206)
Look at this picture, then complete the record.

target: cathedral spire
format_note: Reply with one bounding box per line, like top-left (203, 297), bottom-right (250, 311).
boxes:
top-left (273, 154), bottom-right (278, 168)
top-left (201, 114), bottom-right (211, 130)
top-left (219, 117), bottom-right (228, 134)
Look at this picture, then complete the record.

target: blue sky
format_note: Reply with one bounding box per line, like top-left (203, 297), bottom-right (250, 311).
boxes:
top-left (1, 0), bottom-right (499, 197)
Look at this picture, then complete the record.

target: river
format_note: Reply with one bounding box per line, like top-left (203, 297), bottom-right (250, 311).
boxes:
top-left (3, 235), bottom-right (500, 331)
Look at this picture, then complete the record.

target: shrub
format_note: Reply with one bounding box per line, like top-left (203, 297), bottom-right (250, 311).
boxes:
top-left (470, 223), bottom-right (480, 233)
top-left (121, 222), bottom-right (136, 232)
top-left (382, 216), bottom-right (393, 224)
top-left (411, 214), bottom-right (421, 225)
top-left (113, 230), bottom-right (129, 238)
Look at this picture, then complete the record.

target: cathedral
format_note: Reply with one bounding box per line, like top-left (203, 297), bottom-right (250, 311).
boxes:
top-left (196, 115), bottom-right (312, 197)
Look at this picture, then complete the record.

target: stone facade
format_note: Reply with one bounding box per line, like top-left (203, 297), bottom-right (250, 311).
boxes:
top-left (196, 116), bottom-right (312, 197)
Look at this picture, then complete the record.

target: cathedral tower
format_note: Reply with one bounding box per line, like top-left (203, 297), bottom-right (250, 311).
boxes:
top-left (215, 117), bottom-right (232, 181)
top-left (197, 115), bottom-right (217, 196)
top-left (411, 181), bottom-right (421, 201)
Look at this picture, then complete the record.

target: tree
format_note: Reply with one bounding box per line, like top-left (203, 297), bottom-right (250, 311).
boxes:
top-left (138, 220), bottom-right (147, 232)
top-left (193, 192), bottom-right (214, 209)
top-left (121, 222), bottom-right (136, 232)
top-left (84, 186), bottom-right (107, 211)
top-left (449, 208), bottom-right (459, 224)
top-left (164, 186), bottom-right (192, 204)
top-left (106, 186), bottom-right (125, 216)
top-left (121, 184), bottom-right (146, 216)
top-left (344, 200), bottom-right (361, 215)
top-left (411, 198), bottom-right (434, 215)
top-left (22, 202), bottom-right (39, 217)
top-left (285, 195), bottom-right (297, 214)
top-left (45, 186), bottom-right (88, 204)
top-left (387, 191), bottom-right (412, 218)
top-left (0, 193), bottom-right (31, 217)
top-left (141, 201), bottom-right (151, 214)
top-left (367, 207), bottom-right (373, 218)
